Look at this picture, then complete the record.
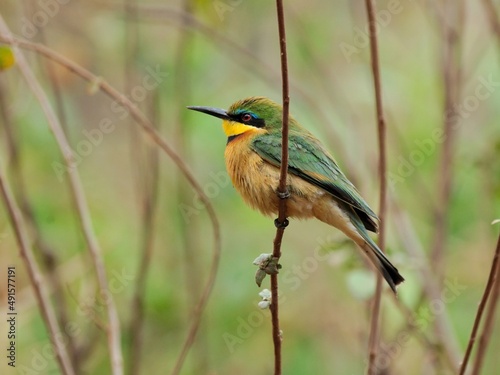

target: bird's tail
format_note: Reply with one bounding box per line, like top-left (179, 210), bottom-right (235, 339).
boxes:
top-left (360, 240), bottom-right (404, 294)
top-left (347, 208), bottom-right (404, 294)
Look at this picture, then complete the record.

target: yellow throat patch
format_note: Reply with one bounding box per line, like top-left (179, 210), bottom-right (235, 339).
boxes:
top-left (222, 120), bottom-right (256, 137)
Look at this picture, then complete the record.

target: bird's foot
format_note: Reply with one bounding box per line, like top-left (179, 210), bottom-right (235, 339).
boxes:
top-left (276, 189), bottom-right (290, 199)
top-left (274, 218), bottom-right (289, 228)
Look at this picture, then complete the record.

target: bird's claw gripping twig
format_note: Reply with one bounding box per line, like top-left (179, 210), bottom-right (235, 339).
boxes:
top-left (274, 218), bottom-right (289, 228)
top-left (276, 189), bottom-right (290, 199)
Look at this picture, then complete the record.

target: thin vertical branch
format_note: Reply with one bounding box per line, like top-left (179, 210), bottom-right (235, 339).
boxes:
top-left (0, 17), bottom-right (124, 375)
top-left (168, 1), bottom-right (211, 373)
top-left (270, 1), bottom-right (290, 374)
top-left (459, 231), bottom-right (500, 375)
top-left (123, 0), bottom-right (142, 203)
top-left (431, 0), bottom-right (463, 284)
top-left (0, 163), bottom-right (76, 375)
top-left (169, 1), bottom-right (212, 373)
top-left (427, 3), bottom-right (465, 372)
top-left (128, 96), bottom-right (160, 375)
top-left (121, 2), bottom-right (156, 374)
top-left (364, 0), bottom-right (387, 373)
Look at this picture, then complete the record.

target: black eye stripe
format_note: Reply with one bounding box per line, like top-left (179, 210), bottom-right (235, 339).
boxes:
top-left (249, 117), bottom-right (265, 128)
top-left (229, 112), bottom-right (265, 128)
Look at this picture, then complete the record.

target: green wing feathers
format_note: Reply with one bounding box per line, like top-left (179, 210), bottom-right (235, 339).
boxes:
top-left (251, 131), bottom-right (379, 232)
top-left (251, 130), bottom-right (404, 292)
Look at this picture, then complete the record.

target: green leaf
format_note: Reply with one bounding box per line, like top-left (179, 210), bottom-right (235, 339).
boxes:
top-left (0, 46), bottom-right (15, 71)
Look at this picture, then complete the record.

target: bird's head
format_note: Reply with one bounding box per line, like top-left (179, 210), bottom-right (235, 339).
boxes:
top-left (188, 96), bottom-right (284, 139)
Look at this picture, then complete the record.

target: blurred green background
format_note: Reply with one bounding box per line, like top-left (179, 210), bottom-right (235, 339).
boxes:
top-left (1, 0), bottom-right (500, 374)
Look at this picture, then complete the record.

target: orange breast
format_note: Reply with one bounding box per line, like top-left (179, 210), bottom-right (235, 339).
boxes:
top-left (224, 131), bottom-right (328, 218)
top-left (224, 131), bottom-right (278, 215)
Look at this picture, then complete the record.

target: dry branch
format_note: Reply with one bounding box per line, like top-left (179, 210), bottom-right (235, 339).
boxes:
top-left (0, 78), bottom-right (80, 367)
top-left (460, 231), bottom-right (500, 374)
top-left (0, 16), bottom-right (124, 375)
top-left (0, 31), bottom-right (221, 375)
top-left (170, 0), bottom-right (211, 373)
top-left (0, 164), bottom-right (75, 375)
top-left (364, 0), bottom-right (388, 373)
top-left (270, 1), bottom-right (290, 374)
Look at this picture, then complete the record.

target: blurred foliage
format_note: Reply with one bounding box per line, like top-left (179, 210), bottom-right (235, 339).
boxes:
top-left (0, 46), bottom-right (15, 71)
top-left (1, 0), bottom-right (500, 374)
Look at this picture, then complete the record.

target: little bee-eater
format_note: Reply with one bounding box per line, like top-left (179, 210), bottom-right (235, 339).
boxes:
top-left (188, 97), bottom-right (404, 293)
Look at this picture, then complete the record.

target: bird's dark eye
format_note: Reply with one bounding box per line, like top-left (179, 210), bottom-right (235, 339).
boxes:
top-left (241, 113), bottom-right (252, 122)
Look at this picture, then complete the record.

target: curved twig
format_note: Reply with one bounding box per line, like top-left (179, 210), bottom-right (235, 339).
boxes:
top-left (0, 77), bottom-right (79, 367)
top-left (0, 33), bottom-right (221, 375)
top-left (0, 17), bottom-right (124, 375)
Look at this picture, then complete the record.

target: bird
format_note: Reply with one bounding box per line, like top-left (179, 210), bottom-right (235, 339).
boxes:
top-left (187, 96), bottom-right (404, 293)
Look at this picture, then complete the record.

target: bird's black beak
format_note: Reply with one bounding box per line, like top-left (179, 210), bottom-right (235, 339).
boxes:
top-left (187, 106), bottom-right (230, 120)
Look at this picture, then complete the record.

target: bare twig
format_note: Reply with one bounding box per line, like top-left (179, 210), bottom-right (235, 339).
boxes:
top-left (471, 239), bottom-right (500, 375)
top-left (364, 0), bottom-right (388, 373)
top-left (459, 231), bottom-right (500, 375)
top-left (426, 3), bottom-right (465, 372)
top-left (120, 2), bottom-right (156, 374)
top-left (269, 1), bottom-right (290, 374)
top-left (0, 31), bottom-right (222, 375)
top-left (0, 163), bottom-right (75, 375)
top-left (169, 0), bottom-right (211, 374)
top-left (0, 15), bottom-right (76, 364)
top-left (124, 5), bottom-right (161, 370)
top-left (0, 76), bottom-right (80, 368)
top-left (430, 0), bottom-right (463, 286)
top-left (0, 16), bottom-right (124, 375)
top-left (128, 92), bottom-right (159, 375)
